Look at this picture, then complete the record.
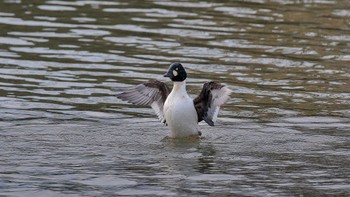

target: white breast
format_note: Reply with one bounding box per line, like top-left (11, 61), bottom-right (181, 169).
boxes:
top-left (164, 82), bottom-right (198, 137)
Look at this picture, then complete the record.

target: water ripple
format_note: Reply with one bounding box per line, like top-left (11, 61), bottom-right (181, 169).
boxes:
top-left (0, 0), bottom-right (349, 196)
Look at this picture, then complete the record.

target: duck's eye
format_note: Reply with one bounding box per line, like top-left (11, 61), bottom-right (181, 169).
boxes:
top-left (175, 67), bottom-right (179, 71)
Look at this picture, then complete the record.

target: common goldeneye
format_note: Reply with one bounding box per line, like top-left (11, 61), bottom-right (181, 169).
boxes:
top-left (117, 63), bottom-right (231, 138)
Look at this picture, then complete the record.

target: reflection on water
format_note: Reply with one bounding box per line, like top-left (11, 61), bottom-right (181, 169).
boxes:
top-left (0, 0), bottom-right (349, 196)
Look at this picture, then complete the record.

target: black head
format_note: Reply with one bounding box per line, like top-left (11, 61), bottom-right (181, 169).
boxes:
top-left (163, 63), bottom-right (187, 82)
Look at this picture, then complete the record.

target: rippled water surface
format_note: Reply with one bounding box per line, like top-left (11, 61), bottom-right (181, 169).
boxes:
top-left (1, 0), bottom-right (349, 196)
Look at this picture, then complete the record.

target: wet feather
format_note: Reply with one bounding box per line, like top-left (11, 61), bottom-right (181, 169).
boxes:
top-left (116, 79), bottom-right (171, 123)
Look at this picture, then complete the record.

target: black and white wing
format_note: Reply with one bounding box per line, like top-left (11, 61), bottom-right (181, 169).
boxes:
top-left (116, 79), bottom-right (171, 124)
top-left (193, 81), bottom-right (231, 126)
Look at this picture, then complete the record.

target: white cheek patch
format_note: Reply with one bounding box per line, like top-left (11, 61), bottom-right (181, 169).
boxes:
top-left (173, 70), bottom-right (178, 77)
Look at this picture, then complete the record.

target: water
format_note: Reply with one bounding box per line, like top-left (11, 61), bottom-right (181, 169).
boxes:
top-left (0, 0), bottom-right (349, 196)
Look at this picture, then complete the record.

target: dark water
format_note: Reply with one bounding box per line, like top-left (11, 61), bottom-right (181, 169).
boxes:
top-left (0, 0), bottom-right (349, 196)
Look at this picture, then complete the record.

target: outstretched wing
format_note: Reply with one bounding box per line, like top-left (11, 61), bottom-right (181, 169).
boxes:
top-left (116, 79), bottom-right (171, 123)
top-left (193, 81), bottom-right (231, 126)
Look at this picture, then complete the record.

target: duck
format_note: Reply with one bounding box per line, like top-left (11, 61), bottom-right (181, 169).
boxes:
top-left (116, 63), bottom-right (231, 138)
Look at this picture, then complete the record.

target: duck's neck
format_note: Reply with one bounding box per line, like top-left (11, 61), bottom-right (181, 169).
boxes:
top-left (172, 81), bottom-right (187, 95)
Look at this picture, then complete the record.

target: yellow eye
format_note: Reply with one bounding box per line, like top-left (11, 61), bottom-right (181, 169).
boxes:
top-left (175, 67), bottom-right (178, 71)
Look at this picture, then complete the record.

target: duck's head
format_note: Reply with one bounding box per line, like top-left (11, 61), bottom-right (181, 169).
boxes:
top-left (163, 63), bottom-right (187, 82)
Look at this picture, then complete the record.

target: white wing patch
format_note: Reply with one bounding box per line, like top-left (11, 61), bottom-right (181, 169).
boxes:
top-left (116, 80), bottom-right (170, 124)
top-left (151, 101), bottom-right (166, 124)
top-left (209, 86), bottom-right (231, 122)
top-left (194, 82), bottom-right (231, 126)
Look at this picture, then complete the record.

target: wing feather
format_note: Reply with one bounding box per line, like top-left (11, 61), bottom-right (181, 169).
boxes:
top-left (116, 79), bottom-right (170, 123)
top-left (193, 82), bottom-right (231, 126)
